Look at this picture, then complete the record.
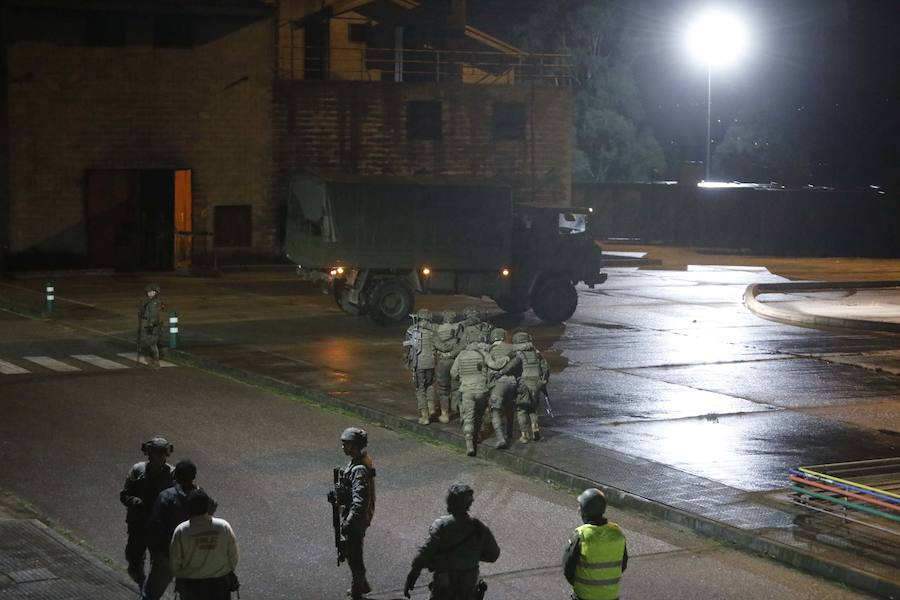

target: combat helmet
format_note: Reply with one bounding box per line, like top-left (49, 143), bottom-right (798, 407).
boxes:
top-left (441, 309), bottom-right (457, 324)
top-left (416, 308), bottom-right (433, 322)
top-left (145, 283), bottom-right (161, 294)
top-left (464, 307), bottom-right (480, 321)
top-left (577, 488), bottom-right (607, 519)
top-left (141, 436), bottom-right (173, 455)
top-left (340, 427), bottom-right (368, 448)
top-left (512, 331), bottom-right (531, 344)
top-left (490, 328), bottom-right (506, 343)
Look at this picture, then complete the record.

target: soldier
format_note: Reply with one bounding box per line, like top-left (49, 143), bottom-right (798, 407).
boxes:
top-left (138, 284), bottom-right (164, 367)
top-left (119, 436), bottom-right (175, 586)
top-left (404, 309), bottom-right (438, 425)
top-left (434, 310), bottom-right (463, 423)
top-left (486, 328), bottom-right (522, 449)
top-left (337, 427), bottom-right (376, 600)
top-left (563, 488), bottom-right (627, 600)
top-left (460, 307), bottom-right (490, 346)
top-left (403, 483), bottom-right (500, 600)
top-left (451, 342), bottom-right (513, 456)
top-left (512, 331), bottom-right (550, 443)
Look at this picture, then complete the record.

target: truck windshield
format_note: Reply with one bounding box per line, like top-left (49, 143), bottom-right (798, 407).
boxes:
top-left (558, 212), bottom-right (587, 235)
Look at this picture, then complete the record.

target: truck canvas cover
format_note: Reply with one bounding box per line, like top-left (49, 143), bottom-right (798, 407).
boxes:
top-left (285, 174), bottom-right (513, 271)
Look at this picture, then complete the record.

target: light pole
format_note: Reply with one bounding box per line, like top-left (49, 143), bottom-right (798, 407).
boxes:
top-left (685, 9), bottom-right (750, 181)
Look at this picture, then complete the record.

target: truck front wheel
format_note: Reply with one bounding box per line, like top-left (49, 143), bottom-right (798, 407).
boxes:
top-left (532, 277), bottom-right (578, 324)
top-left (334, 279), bottom-right (365, 316)
top-left (366, 279), bottom-right (414, 324)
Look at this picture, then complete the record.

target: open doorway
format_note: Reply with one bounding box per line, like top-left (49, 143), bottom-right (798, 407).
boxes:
top-left (85, 168), bottom-right (192, 270)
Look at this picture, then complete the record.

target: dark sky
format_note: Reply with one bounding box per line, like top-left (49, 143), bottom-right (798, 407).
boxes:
top-left (469, 0), bottom-right (900, 188)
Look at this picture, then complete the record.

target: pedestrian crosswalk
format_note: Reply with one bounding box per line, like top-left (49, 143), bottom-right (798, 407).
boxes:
top-left (0, 353), bottom-right (177, 375)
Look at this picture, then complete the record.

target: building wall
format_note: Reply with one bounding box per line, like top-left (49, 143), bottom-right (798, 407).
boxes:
top-left (275, 80), bottom-right (572, 208)
top-left (6, 10), bottom-right (275, 262)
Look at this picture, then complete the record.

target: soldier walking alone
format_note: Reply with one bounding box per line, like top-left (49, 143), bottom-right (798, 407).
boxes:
top-left (403, 483), bottom-right (500, 600)
top-left (138, 284), bottom-right (164, 367)
top-left (333, 427), bottom-right (376, 599)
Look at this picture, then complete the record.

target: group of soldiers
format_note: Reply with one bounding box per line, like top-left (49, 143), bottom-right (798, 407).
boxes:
top-left (331, 427), bottom-right (627, 600)
top-left (404, 307), bottom-right (551, 456)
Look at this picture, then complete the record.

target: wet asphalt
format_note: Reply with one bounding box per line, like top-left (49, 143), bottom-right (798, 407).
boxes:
top-left (0, 308), bottom-right (881, 600)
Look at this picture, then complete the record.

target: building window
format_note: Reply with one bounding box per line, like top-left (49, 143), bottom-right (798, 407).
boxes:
top-left (492, 102), bottom-right (526, 140)
top-left (84, 12), bottom-right (125, 47)
top-left (214, 205), bottom-right (252, 247)
top-left (154, 15), bottom-right (194, 48)
top-left (407, 101), bottom-right (442, 140)
top-left (348, 23), bottom-right (369, 43)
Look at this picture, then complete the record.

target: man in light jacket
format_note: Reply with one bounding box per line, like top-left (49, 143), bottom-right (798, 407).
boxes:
top-left (170, 489), bottom-right (238, 600)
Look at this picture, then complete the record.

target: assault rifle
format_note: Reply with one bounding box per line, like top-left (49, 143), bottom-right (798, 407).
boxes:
top-left (326, 468), bottom-right (347, 565)
top-left (541, 387), bottom-right (555, 419)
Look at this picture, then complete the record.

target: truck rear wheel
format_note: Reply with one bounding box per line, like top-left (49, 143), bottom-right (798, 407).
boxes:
top-left (366, 279), bottom-right (414, 324)
top-left (532, 277), bottom-right (577, 324)
top-left (495, 295), bottom-right (530, 314)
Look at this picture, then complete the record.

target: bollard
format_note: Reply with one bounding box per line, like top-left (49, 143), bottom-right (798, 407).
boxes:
top-left (168, 311), bottom-right (179, 349)
top-left (45, 282), bottom-right (55, 315)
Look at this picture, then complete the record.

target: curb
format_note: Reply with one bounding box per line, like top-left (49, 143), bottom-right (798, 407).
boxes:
top-left (2, 293), bottom-right (898, 598)
top-left (169, 349), bottom-right (898, 600)
top-left (28, 519), bottom-right (138, 593)
top-left (744, 280), bottom-right (900, 333)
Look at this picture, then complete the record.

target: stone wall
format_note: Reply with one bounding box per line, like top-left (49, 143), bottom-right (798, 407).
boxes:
top-left (5, 8), bottom-right (275, 264)
top-left (274, 80), bottom-right (572, 210)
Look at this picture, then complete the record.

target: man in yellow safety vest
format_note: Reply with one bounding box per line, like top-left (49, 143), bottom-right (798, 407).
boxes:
top-left (563, 488), bottom-right (628, 600)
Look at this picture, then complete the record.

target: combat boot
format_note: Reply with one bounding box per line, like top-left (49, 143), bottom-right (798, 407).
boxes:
top-left (418, 409), bottom-right (430, 425)
top-left (427, 400), bottom-right (438, 419)
top-left (531, 413), bottom-right (541, 441)
top-left (465, 436), bottom-right (476, 456)
top-left (517, 412), bottom-right (532, 444)
top-left (439, 408), bottom-right (451, 424)
top-left (491, 411), bottom-right (508, 449)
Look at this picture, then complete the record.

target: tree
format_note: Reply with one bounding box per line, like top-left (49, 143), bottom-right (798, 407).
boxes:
top-left (713, 115), bottom-right (812, 185)
top-left (507, 1), bottom-right (666, 182)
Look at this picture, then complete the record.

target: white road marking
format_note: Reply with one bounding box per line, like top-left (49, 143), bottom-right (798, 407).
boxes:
top-left (22, 356), bottom-right (80, 372)
top-left (0, 360), bottom-right (30, 375)
top-left (70, 354), bottom-right (130, 370)
top-left (116, 352), bottom-right (177, 367)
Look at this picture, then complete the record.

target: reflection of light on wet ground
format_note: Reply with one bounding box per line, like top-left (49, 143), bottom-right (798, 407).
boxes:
top-left (654, 417), bottom-right (736, 469)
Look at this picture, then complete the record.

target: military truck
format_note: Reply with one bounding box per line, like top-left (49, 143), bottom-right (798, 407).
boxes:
top-left (285, 173), bottom-right (607, 324)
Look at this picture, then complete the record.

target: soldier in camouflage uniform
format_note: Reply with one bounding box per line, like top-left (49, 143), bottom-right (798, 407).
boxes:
top-left (120, 436), bottom-right (175, 586)
top-left (460, 307), bottom-right (490, 346)
top-left (138, 284), bottom-right (164, 367)
top-left (451, 342), bottom-right (513, 456)
top-left (404, 309), bottom-right (438, 425)
top-left (338, 427), bottom-right (376, 600)
top-left (403, 483), bottom-right (500, 600)
top-left (512, 331), bottom-right (550, 443)
top-left (434, 310), bottom-right (463, 423)
top-left (486, 328), bottom-right (522, 449)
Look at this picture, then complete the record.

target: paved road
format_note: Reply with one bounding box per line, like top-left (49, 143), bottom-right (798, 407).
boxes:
top-left (0, 309), bottom-right (875, 599)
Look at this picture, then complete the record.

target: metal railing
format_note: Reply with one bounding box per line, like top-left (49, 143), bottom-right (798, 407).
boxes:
top-left (276, 44), bottom-right (571, 86)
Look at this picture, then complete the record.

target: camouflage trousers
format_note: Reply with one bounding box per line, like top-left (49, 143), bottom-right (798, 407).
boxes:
top-left (414, 368), bottom-right (436, 412)
top-left (459, 391), bottom-right (488, 442)
top-left (139, 328), bottom-right (160, 361)
top-left (435, 358), bottom-right (461, 413)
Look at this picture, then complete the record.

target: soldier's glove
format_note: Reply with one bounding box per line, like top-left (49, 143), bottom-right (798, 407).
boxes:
top-left (127, 497), bottom-right (143, 508)
top-left (340, 518), bottom-right (351, 536)
top-left (403, 569), bottom-right (420, 598)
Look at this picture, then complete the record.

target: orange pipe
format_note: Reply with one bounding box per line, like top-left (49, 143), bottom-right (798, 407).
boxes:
top-left (790, 475), bottom-right (900, 513)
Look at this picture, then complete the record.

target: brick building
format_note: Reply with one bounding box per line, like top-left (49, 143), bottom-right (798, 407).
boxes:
top-left (1, 0), bottom-right (572, 270)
